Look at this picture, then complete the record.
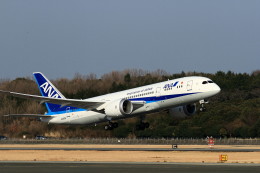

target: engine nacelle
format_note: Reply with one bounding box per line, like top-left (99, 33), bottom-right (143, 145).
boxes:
top-left (169, 103), bottom-right (196, 118)
top-left (105, 99), bottom-right (133, 117)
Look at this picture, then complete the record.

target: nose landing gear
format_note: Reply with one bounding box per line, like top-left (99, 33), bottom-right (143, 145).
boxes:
top-left (199, 99), bottom-right (209, 112)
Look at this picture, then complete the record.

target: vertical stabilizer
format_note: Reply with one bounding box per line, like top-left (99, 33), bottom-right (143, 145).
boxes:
top-left (33, 72), bottom-right (68, 113)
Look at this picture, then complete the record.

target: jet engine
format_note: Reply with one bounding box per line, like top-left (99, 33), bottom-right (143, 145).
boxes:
top-left (105, 99), bottom-right (133, 117)
top-left (169, 103), bottom-right (196, 118)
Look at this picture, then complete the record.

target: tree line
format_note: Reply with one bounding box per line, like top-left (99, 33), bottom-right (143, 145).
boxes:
top-left (0, 69), bottom-right (259, 139)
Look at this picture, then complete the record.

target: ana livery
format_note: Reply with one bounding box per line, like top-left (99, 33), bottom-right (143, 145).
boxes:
top-left (0, 72), bottom-right (220, 130)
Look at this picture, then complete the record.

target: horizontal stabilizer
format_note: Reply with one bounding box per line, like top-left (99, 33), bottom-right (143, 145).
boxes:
top-left (0, 90), bottom-right (104, 110)
top-left (3, 114), bottom-right (53, 118)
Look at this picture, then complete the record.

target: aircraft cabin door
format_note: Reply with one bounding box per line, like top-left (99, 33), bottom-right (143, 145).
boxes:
top-left (187, 80), bottom-right (193, 91)
top-left (156, 87), bottom-right (161, 97)
top-left (66, 107), bottom-right (71, 122)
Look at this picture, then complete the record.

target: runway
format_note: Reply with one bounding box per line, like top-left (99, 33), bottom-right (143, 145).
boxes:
top-left (1, 145), bottom-right (259, 163)
top-left (0, 147), bottom-right (259, 152)
top-left (1, 162), bottom-right (260, 173)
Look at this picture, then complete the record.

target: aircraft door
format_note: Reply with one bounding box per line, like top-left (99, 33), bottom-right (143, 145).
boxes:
top-left (156, 87), bottom-right (161, 97)
top-left (66, 107), bottom-right (71, 122)
top-left (187, 80), bottom-right (193, 91)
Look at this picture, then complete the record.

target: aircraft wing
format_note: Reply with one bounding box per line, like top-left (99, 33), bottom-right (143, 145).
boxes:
top-left (0, 90), bottom-right (105, 110)
top-left (3, 114), bottom-right (53, 118)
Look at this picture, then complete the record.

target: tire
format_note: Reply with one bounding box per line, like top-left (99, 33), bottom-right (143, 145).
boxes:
top-left (144, 122), bottom-right (150, 128)
top-left (112, 122), bottom-right (118, 128)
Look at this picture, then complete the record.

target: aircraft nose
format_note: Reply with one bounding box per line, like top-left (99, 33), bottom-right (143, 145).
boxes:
top-left (213, 84), bottom-right (221, 94)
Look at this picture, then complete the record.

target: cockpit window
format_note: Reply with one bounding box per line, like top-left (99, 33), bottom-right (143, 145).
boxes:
top-left (202, 81), bottom-right (208, 84)
top-left (208, 80), bottom-right (214, 83)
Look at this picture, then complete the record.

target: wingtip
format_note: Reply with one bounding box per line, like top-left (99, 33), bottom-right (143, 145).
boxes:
top-left (0, 89), bottom-right (10, 93)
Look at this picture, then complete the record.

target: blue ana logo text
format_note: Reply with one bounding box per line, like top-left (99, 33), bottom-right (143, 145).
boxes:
top-left (163, 81), bottom-right (179, 89)
top-left (40, 82), bottom-right (60, 98)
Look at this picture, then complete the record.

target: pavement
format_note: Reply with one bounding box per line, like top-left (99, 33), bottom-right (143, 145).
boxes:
top-left (1, 162), bottom-right (260, 173)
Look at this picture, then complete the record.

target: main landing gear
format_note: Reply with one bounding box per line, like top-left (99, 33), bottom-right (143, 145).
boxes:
top-left (104, 122), bottom-right (118, 130)
top-left (136, 115), bottom-right (150, 130)
top-left (136, 122), bottom-right (150, 131)
top-left (199, 99), bottom-right (209, 112)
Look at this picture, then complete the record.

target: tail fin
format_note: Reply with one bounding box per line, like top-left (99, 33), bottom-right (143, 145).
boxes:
top-left (33, 72), bottom-right (68, 113)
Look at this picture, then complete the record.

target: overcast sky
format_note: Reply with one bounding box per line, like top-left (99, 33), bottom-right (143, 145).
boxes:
top-left (0, 0), bottom-right (259, 79)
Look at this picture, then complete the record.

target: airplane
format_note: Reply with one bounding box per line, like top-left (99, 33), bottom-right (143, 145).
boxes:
top-left (0, 72), bottom-right (221, 130)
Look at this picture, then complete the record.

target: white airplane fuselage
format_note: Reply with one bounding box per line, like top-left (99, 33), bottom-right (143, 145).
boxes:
top-left (41, 76), bottom-right (220, 125)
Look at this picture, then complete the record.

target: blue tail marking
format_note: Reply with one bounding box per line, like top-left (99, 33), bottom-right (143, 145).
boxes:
top-left (33, 72), bottom-right (78, 113)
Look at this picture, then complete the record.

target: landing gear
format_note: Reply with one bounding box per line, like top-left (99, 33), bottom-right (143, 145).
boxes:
top-left (136, 122), bottom-right (150, 131)
top-left (104, 122), bottom-right (118, 130)
top-left (199, 99), bottom-right (209, 112)
top-left (199, 106), bottom-right (206, 112)
top-left (136, 115), bottom-right (150, 130)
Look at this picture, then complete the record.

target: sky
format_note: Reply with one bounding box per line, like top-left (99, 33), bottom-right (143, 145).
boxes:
top-left (0, 0), bottom-right (259, 79)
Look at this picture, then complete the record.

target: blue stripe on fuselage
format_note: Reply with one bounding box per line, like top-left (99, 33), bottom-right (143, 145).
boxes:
top-left (45, 108), bottom-right (86, 115)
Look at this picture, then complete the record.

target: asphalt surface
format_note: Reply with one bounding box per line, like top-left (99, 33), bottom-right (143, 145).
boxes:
top-left (0, 162), bottom-right (260, 173)
top-left (0, 147), bottom-right (260, 152)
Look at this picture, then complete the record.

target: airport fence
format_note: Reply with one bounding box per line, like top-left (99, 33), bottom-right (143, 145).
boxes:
top-left (0, 138), bottom-right (260, 145)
